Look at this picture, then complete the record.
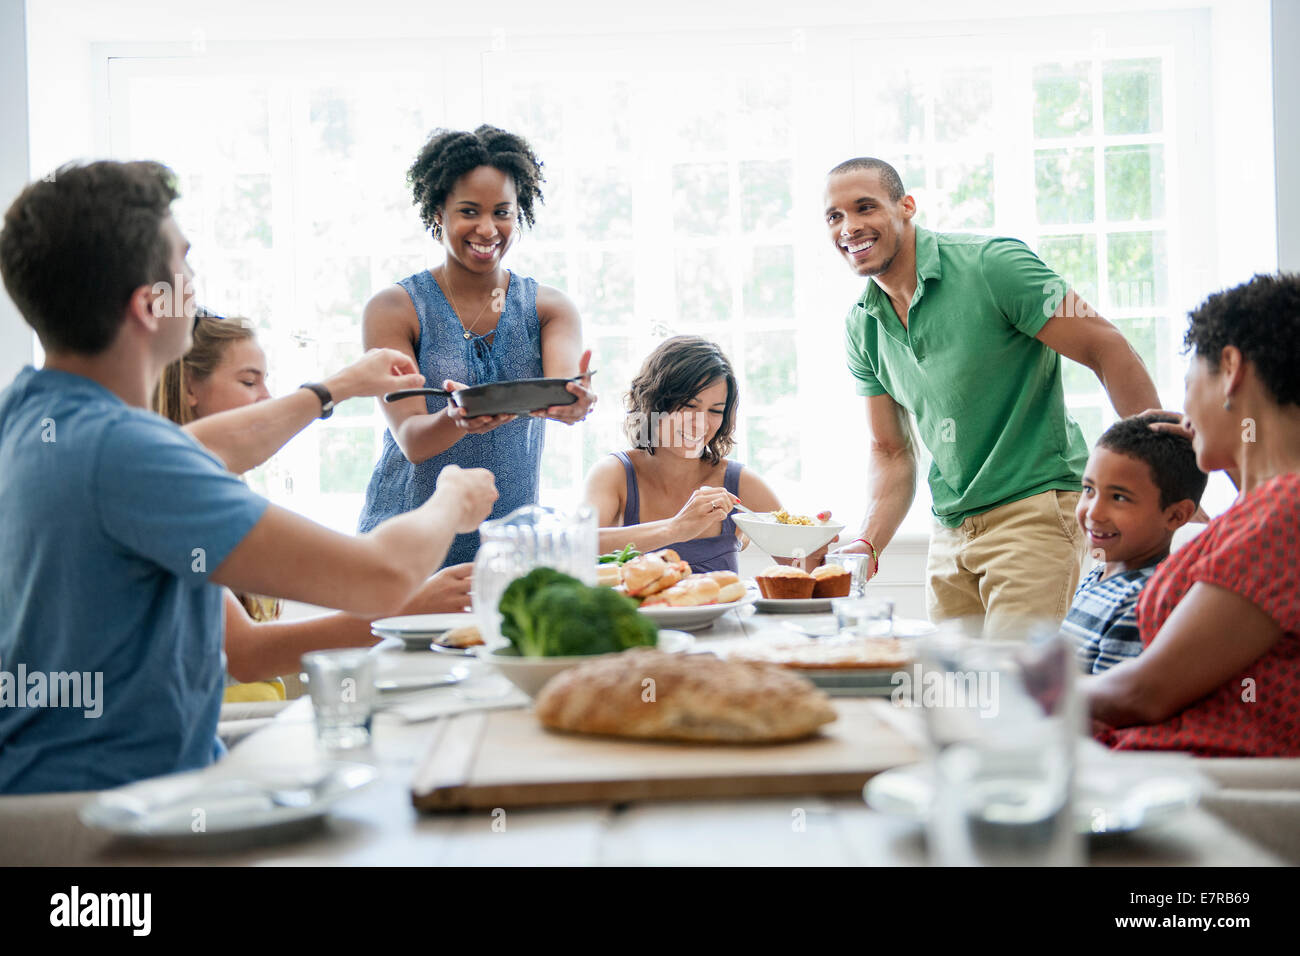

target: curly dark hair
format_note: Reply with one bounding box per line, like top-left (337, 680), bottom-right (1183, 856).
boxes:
top-left (1097, 412), bottom-right (1207, 509)
top-left (624, 336), bottom-right (738, 466)
top-left (0, 160), bottom-right (179, 355)
top-left (408, 125), bottom-right (545, 233)
top-left (1183, 273), bottom-right (1300, 408)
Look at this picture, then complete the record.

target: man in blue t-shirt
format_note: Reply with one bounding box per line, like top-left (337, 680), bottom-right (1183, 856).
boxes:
top-left (0, 161), bottom-right (499, 793)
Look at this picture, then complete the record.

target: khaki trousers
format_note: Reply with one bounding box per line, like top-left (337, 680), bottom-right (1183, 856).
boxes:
top-left (925, 489), bottom-right (1088, 635)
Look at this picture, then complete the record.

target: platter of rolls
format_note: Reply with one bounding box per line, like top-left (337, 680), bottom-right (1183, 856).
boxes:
top-left (596, 548), bottom-right (756, 631)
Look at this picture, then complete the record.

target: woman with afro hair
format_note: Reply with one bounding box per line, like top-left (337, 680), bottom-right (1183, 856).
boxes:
top-left (1087, 273), bottom-right (1300, 756)
top-left (358, 125), bottom-right (595, 565)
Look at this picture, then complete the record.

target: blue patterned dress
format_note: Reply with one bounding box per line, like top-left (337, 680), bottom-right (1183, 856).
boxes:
top-left (357, 269), bottom-right (545, 566)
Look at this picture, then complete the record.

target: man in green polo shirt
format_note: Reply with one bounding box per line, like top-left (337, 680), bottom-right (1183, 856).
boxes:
top-left (826, 157), bottom-right (1161, 632)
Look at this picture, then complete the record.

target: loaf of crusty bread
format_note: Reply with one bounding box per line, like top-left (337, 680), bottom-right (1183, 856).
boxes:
top-left (534, 649), bottom-right (837, 743)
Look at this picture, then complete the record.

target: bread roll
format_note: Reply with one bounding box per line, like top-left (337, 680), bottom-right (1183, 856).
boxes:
top-left (621, 553), bottom-right (670, 593)
top-left (715, 581), bottom-right (747, 603)
top-left (655, 576), bottom-right (721, 607)
top-left (535, 648), bottom-right (837, 743)
top-left (635, 560), bottom-right (689, 597)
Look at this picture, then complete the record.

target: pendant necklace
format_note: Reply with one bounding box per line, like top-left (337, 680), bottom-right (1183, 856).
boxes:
top-left (441, 267), bottom-right (495, 340)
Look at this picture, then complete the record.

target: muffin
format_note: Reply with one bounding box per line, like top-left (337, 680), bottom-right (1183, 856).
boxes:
top-left (755, 565), bottom-right (816, 600)
top-left (810, 564), bottom-right (852, 599)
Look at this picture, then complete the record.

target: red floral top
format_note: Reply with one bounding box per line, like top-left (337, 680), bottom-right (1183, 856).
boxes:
top-left (1096, 473), bottom-right (1300, 756)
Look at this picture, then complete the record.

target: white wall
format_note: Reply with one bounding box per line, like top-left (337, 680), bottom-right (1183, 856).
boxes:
top-left (1273, 0), bottom-right (1300, 272)
top-left (0, 0), bottom-right (32, 384)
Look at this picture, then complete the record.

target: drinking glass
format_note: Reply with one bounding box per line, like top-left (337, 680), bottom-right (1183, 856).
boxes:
top-left (301, 648), bottom-right (376, 752)
top-left (832, 596), bottom-right (894, 637)
top-left (472, 503), bottom-right (598, 643)
top-left (919, 618), bottom-right (1082, 866)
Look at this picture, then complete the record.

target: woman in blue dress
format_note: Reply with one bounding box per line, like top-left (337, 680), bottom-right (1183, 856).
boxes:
top-left (358, 126), bottom-right (594, 564)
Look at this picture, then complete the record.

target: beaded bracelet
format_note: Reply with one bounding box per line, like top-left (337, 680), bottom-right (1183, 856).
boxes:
top-left (853, 536), bottom-right (879, 577)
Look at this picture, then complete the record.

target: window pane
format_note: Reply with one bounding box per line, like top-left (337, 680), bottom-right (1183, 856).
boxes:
top-left (309, 89), bottom-right (355, 162)
top-left (1035, 148), bottom-right (1095, 224)
top-left (1103, 58), bottom-right (1162, 135)
top-left (1068, 405), bottom-right (1105, 449)
top-left (675, 246), bottom-right (731, 324)
top-left (1037, 234), bottom-right (1098, 303)
top-left (1033, 63), bottom-right (1092, 138)
top-left (575, 166), bottom-right (633, 241)
top-left (529, 168), bottom-right (565, 245)
top-left (1107, 231), bottom-right (1168, 308)
top-left (670, 76), bottom-right (731, 153)
top-left (313, 258), bottom-right (370, 339)
top-left (1113, 315), bottom-right (1159, 373)
top-left (743, 245), bottom-right (793, 319)
top-left (573, 250), bottom-right (634, 327)
top-left (932, 157), bottom-right (994, 229)
top-left (935, 68), bottom-right (993, 143)
top-left (740, 160), bottom-right (792, 233)
top-left (1105, 145), bottom-right (1165, 221)
top-left (747, 415), bottom-right (801, 484)
top-left (376, 255), bottom-right (428, 289)
top-left (504, 78), bottom-right (564, 161)
top-left (582, 415), bottom-right (631, 481)
top-left (1061, 357), bottom-right (1098, 396)
top-left (744, 331), bottom-right (797, 405)
top-left (869, 73), bottom-right (926, 145)
top-left (201, 256), bottom-right (275, 326)
top-left (735, 73), bottom-right (792, 152)
top-left (319, 427), bottom-right (377, 494)
top-left (513, 249), bottom-right (569, 294)
top-left (213, 175), bottom-right (272, 249)
top-left (673, 163), bottom-right (729, 237)
top-left (540, 422), bottom-right (579, 494)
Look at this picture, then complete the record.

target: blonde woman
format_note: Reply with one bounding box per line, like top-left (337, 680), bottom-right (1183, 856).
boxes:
top-left (156, 315), bottom-right (473, 700)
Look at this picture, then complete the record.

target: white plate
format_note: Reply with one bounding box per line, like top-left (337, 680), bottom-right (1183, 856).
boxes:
top-left (79, 761), bottom-right (378, 845)
top-left (636, 591), bottom-right (757, 631)
top-left (863, 761), bottom-right (1201, 836)
top-left (480, 630), bottom-right (694, 697)
top-left (780, 616), bottom-right (937, 638)
top-left (370, 612), bottom-right (475, 636)
top-left (755, 596), bottom-right (834, 614)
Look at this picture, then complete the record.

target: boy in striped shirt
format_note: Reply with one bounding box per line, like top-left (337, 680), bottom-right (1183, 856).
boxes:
top-left (1064, 413), bottom-right (1207, 674)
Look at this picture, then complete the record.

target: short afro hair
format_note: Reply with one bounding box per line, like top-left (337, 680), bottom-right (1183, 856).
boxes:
top-left (1183, 273), bottom-right (1300, 407)
top-left (827, 157), bottom-right (906, 202)
top-left (1097, 412), bottom-right (1207, 510)
top-left (408, 125), bottom-right (544, 233)
top-left (0, 160), bottom-right (179, 355)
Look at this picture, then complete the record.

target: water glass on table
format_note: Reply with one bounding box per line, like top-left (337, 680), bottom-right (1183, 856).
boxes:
top-left (832, 596), bottom-right (894, 637)
top-left (301, 648), bottom-right (377, 752)
top-left (918, 619), bottom-right (1082, 866)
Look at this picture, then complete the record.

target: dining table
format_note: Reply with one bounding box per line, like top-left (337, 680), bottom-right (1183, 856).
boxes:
top-left (0, 600), bottom-right (1289, 867)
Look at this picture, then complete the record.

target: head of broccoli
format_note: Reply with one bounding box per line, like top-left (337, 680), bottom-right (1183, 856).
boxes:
top-left (498, 567), bottom-right (658, 657)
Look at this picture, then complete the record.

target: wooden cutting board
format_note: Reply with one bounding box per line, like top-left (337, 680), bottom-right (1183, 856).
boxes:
top-left (411, 700), bottom-right (921, 812)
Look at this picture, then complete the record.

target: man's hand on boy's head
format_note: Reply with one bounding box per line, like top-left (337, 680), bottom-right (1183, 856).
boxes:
top-left (1139, 408), bottom-right (1219, 520)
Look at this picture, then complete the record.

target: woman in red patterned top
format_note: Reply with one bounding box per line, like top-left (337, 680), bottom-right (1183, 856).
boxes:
top-left (1086, 274), bottom-right (1300, 756)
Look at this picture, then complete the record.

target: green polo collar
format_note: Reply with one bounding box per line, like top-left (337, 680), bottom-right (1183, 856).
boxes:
top-left (860, 225), bottom-right (943, 338)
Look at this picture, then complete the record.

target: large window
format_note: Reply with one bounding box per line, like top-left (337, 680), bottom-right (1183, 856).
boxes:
top-left (105, 14), bottom-right (1208, 535)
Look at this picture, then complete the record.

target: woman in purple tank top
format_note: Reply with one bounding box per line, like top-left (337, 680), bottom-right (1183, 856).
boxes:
top-left (584, 336), bottom-right (822, 574)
